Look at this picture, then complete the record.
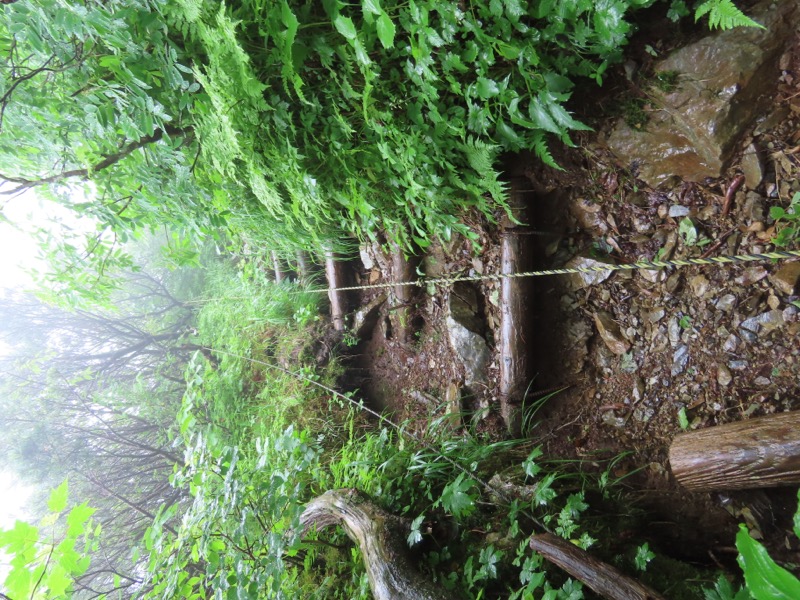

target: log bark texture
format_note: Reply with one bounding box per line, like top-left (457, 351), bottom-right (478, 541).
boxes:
top-left (669, 411), bottom-right (800, 491)
top-left (324, 249), bottom-right (348, 331)
top-left (529, 533), bottom-right (666, 600)
top-left (300, 489), bottom-right (454, 600)
top-left (272, 251), bottom-right (287, 283)
top-left (499, 178), bottom-right (533, 435)
top-left (389, 243), bottom-right (415, 343)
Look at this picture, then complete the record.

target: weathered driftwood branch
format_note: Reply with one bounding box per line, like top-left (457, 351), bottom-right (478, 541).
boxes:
top-left (669, 411), bottom-right (800, 491)
top-left (324, 249), bottom-right (349, 331)
top-left (529, 533), bottom-right (666, 600)
top-left (499, 178), bottom-right (532, 435)
top-left (300, 489), bottom-right (454, 600)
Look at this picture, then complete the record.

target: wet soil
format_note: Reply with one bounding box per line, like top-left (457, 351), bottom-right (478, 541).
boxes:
top-left (339, 10), bottom-right (800, 583)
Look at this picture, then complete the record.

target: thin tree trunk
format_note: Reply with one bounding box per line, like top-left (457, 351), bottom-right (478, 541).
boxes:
top-left (300, 489), bottom-right (454, 600)
top-left (669, 411), bottom-right (800, 491)
top-left (529, 533), bottom-right (666, 600)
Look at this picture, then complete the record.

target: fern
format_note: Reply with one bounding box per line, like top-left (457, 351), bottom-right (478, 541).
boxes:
top-left (463, 138), bottom-right (500, 178)
top-left (694, 0), bottom-right (765, 30)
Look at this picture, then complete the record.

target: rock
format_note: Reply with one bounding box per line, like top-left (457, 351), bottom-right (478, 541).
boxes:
top-left (689, 275), bottom-right (710, 298)
top-left (359, 245), bottom-right (375, 270)
top-left (640, 268), bottom-right (665, 283)
top-left (447, 283), bottom-right (489, 386)
top-left (645, 308), bottom-right (666, 324)
top-left (735, 266), bottom-right (768, 286)
top-left (593, 311), bottom-right (630, 355)
top-left (668, 317), bottom-right (681, 346)
top-left (770, 261), bottom-right (800, 295)
top-left (741, 144), bottom-right (763, 189)
top-left (665, 272), bottom-right (682, 294)
top-left (565, 255), bottom-right (615, 290)
top-left (607, 0), bottom-right (797, 186)
top-left (602, 411), bottom-right (627, 428)
top-left (717, 363), bottom-right (733, 386)
top-left (767, 294), bottom-right (780, 310)
top-left (723, 334), bottom-right (739, 353)
top-left (569, 197), bottom-right (608, 235)
top-left (668, 205), bottom-right (691, 218)
top-left (742, 192), bottom-right (765, 223)
top-left (740, 310), bottom-right (785, 335)
top-left (446, 316), bottom-right (490, 387)
top-left (633, 377), bottom-right (645, 402)
top-left (353, 293), bottom-right (387, 338)
top-left (671, 344), bottom-right (690, 376)
top-left (754, 376), bottom-right (771, 387)
top-left (449, 282), bottom-right (483, 334)
top-left (716, 294), bottom-right (737, 312)
top-left (728, 360), bottom-right (749, 371)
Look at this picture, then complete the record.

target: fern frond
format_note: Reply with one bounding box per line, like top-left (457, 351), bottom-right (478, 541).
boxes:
top-left (694, 0), bottom-right (764, 30)
top-left (463, 137), bottom-right (500, 177)
top-left (531, 132), bottom-right (563, 171)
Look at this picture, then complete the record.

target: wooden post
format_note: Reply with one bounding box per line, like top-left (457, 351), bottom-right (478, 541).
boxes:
top-left (272, 250), bottom-right (287, 283)
top-left (389, 243), bottom-right (415, 343)
top-left (324, 248), bottom-right (348, 331)
top-left (669, 411), bottom-right (800, 491)
top-left (499, 178), bottom-right (532, 436)
top-left (529, 533), bottom-right (666, 600)
top-left (296, 251), bottom-right (310, 284)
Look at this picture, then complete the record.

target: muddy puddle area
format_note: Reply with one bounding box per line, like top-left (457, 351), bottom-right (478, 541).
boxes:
top-left (330, 5), bottom-right (800, 579)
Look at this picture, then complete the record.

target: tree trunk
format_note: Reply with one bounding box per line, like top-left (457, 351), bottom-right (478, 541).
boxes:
top-left (529, 533), bottom-right (666, 600)
top-left (669, 411), bottom-right (800, 491)
top-left (300, 489), bottom-right (454, 600)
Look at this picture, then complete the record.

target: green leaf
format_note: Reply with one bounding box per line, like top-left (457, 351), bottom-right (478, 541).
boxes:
top-left (476, 77), bottom-right (500, 100)
top-left (678, 407), bottom-right (689, 430)
top-left (333, 15), bottom-right (358, 40)
top-left (793, 490), bottom-right (800, 540)
top-left (439, 473), bottom-right (476, 518)
top-left (376, 12), bottom-right (396, 48)
top-left (362, 0), bottom-right (382, 16)
top-left (736, 525), bottom-right (800, 599)
top-left (48, 480), bottom-right (69, 513)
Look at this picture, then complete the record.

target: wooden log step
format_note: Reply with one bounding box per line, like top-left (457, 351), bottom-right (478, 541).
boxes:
top-left (669, 411), bottom-right (800, 491)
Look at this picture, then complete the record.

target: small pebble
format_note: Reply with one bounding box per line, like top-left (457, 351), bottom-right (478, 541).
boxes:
top-left (716, 294), bottom-right (737, 312)
top-left (728, 360), bottom-right (749, 371)
top-left (754, 376), bottom-right (771, 387)
top-left (717, 363), bottom-right (733, 386)
top-left (668, 205), bottom-right (690, 217)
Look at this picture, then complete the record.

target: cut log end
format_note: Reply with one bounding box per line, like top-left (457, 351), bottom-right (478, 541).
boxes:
top-left (669, 411), bottom-right (800, 492)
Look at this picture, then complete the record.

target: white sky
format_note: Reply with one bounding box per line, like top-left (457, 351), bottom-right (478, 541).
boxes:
top-left (0, 190), bottom-right (49, 545)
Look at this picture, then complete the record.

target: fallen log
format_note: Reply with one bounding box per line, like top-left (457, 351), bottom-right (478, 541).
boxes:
top-left (300, 489), bottom-right (454, 600)
top-left (529, 533), bottom-right (666, 600)
top-left (669, 411), bottom-right (800, 491)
